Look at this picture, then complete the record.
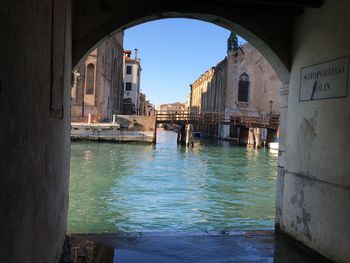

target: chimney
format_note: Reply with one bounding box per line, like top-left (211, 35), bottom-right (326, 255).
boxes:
top-left (123, 50), bottom-right (131, 58)
top-left (134, 48), bottom-right (138, 60)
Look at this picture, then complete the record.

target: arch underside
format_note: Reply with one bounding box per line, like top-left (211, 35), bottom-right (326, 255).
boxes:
top-left (73, 1), bottom-right (323, 83)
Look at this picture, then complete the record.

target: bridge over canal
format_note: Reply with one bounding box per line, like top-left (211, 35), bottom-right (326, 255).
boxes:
top-left (156, 110), bottom-right (280, 145)
top-left (156, 110), bottom-right (280, 129)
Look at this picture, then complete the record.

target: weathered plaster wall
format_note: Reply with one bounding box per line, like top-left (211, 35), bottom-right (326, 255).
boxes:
top-left (278, 1), bottom-right (350, 262)
top-left (0, 0), bottom-right (72, 262)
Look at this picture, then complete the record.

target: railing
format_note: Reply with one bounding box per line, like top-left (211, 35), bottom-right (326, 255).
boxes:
top-left (156, 110), bottom-right (280, 129)
top-left (156, 111), bottom-right (216, 123)
top-left (230, 114), bottom-right (280, 129)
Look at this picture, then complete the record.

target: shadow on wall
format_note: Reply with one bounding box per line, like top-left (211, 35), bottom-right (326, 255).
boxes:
top-left (117, 115), bottom-right (156, 131)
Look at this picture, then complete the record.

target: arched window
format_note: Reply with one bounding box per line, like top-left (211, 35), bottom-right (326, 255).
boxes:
top-left (238, 73), bottom-right (249, 102)
top-left (85, 63), bottom-right (95, 95)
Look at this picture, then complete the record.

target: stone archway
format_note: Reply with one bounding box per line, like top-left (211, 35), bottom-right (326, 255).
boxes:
top-left (70, 0), bottom-right (330, 251)
top-left (72, 0), bottom-right (324, 84)
top-left (71, 2), bottom-right (299, 239)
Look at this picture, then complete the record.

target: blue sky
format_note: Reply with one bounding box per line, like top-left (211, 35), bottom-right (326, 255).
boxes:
top-left (124, 18), bottom-right (245, 107)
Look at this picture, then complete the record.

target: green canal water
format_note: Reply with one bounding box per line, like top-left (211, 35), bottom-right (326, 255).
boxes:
top-left (68, 129), bottom-right (278, 234)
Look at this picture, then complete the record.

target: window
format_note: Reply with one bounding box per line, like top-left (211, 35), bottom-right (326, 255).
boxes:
top-left (85, 63), bottom-right (95, 95)
top-left (125, 82), bottom-right (132, 91)
top-left (238, 73), bottom-right (249, 102)
top-left (126, 65), bottom-right (132, 75)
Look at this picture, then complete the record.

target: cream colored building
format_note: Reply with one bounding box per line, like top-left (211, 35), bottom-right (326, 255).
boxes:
top-left (157, 102), bottom-right (186, 114)
top-left (71, 32), bottom-right (124, 122)
top-left (190, 43), bottom-right (281, 139)
top-left (123, 49), bottom-right (142, 115)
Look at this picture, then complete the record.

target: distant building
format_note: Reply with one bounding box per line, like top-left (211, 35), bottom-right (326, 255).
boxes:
top-left (139, 92), bottom-right (147, 116)
top-left (123, 49), bottom-right (142, 115)
top-left (146, 101), bottom-right (156, 116)
top-left (157, 102), bottom-right (186, 114)
top-left (71, 32), bottom-right (124, 122)
top-left (190, 43), bottom-right (281, 140)
top-left (134, 91), bottom-right (155, 116)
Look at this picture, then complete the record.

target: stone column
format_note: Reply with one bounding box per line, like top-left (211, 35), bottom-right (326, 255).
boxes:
top-left (275, 82), bottom-right (289, 233)
top-left (177, 125), bottom-right (187, 145)
top-left (254, 128), bottom-right (261, 148)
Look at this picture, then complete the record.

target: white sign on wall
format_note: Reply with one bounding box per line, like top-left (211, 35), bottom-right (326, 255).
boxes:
top-left (299, 56), bottom-right (349, 101)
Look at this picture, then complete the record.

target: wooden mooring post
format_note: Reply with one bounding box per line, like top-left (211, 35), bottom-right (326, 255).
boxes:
top-left (177, 124), bottom-right (194, 147)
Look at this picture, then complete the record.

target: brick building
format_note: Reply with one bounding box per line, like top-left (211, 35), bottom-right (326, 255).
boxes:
top-left (71, 32), bottom-right (124, 122)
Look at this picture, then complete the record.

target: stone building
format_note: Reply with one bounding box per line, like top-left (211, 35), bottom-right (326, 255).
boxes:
top-left (136, 92), bottom-right (155, 116)
top-left (190, 42), bottom-right (281, 142)
top-left (146, 102), bottom-right (156, 116)
top-left (139, 92), bottom-right (147, 116)
top-left (123, 49), bottom-right (142, 115)
top-left (71, 32), bottom-right (124, 122)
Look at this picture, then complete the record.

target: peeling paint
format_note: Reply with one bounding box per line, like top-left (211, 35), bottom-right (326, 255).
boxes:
top-left (291, 195), bottom-right (297, 204)
top-left (302, 208), bottom-right (312, 241)
top-left (300, 111), bottom-right (318, 142)
top-left (296, 216), bottom-right (302, 224)
top-left (290, 177), bottom-right (314, 242)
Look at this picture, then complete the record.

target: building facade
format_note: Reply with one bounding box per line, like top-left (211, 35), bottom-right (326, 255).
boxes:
top-left (146, 101), bottom-right (156, 116)
top-left (136, 92), bottom-right (155, 116)
top-left (71, 32), bottom-right (124, 122)
top-left (139, 92), bottom-right (147, 116)
top-left (190, 43), bottom-right (281, 141)
top-left (123, 49), bottom-right (142, 115)
top-left (157, 102), bottom-right (187, 114)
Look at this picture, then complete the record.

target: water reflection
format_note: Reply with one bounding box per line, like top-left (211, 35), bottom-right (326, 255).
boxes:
top-left (68, 129), bottom-right (277, 233)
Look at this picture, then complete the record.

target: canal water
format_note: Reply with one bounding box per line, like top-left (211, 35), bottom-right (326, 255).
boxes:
top-left (68, 129), bottom-right (278, 234)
